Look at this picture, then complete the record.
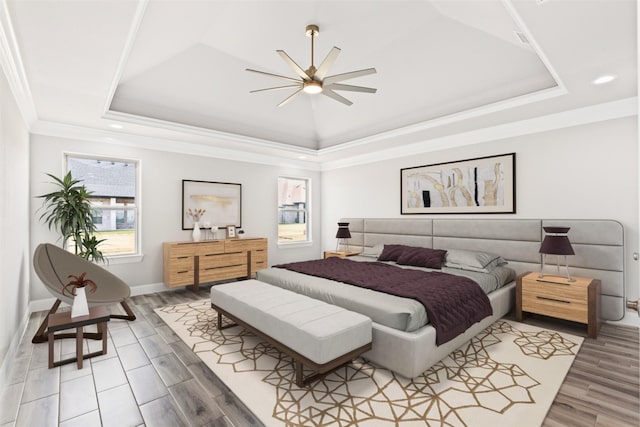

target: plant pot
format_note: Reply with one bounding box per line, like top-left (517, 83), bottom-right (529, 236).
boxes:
top-left (71, 286), bottom-right (90, 318)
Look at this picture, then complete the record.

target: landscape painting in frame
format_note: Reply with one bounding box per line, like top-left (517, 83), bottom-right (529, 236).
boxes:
top-left (182, 180), bottom-right (242, 230)
top-left (401, 153), bottom-right (515, 214)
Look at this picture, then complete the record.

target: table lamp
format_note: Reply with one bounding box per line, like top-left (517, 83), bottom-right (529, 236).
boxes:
top-left (336, 222), bottom-right (351, 251)
top-left (539, 226), bottom-right (575, 282)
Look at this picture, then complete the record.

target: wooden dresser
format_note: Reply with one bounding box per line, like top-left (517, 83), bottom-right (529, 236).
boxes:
top-left (163, 238), bottom-right (268, 292)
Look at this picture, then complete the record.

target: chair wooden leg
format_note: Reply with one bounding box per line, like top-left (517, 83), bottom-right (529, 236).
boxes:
top-left (109, 300), bottom-right (136, 321)
top-left (32, 299), bottom-right (62, 343)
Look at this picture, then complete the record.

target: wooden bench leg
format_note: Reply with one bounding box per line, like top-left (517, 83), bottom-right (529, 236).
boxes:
top-left (296, 361), bottom-right (304, 387)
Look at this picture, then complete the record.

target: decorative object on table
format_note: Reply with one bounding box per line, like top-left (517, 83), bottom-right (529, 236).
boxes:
top-left (187, 208), bottom-right (205, 242)
top-left (37, 171), bottom-right (105, 263)
top-left (182, 180), bottom-right (242, 230)
top-left (211, 225), bottom-right (219, 240)
top-left (539, 227), bottom-right (575, 282)
top-left (63, 272), bottom-right (97, 318)
top-left (237, 229), bottom-right (245, 238)
top-left (335, 222), bottom-right (351, 251)
top-left (400, 153), bottom-right (516, 214)
top-left (202, 221), bottom-right (211, 240)
top-left (247, 24), bottom-right (377, 107)
top-left (227, 225), bottom-right (237, 238)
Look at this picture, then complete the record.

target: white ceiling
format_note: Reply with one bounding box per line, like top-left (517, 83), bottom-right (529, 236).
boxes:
top-left (3, 0), bottom-right (637, 165)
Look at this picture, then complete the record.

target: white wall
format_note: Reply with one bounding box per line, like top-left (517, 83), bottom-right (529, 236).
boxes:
top-left (0, 64), bottom-right (30, 376)
top-left (29, 134), bottom-right (321, 302)
top-left (321, 116), bottom-right (639, 302)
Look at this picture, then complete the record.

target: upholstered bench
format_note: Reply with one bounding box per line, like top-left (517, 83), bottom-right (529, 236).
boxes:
top-left (210, 279), bottom-right (372, 387)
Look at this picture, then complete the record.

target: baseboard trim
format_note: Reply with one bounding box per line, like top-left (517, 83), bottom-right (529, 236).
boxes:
top-left (607, 309), bottom-right (640, 328)
top-left (0, 307), bottom-right (31, 390)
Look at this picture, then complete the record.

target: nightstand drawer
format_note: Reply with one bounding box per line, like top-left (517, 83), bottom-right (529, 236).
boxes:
top-left (522, 292), bottom-right (588, 323)
top-left (522, 280), bottom-right (588, 304)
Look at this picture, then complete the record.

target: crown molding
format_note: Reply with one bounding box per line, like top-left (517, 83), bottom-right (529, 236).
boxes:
top-left (320, 97), bottom-right (638, 171)
top-left (30, 120), bottom-right (322, 171)
top-left (0, 0), bottom-right (37, 126)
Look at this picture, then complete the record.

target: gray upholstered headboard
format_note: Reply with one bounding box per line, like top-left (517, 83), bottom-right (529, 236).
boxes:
top-left (342, 218), bottom-right (625, 321)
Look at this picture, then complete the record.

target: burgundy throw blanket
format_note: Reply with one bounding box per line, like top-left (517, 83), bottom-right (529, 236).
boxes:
top-left (274, 257), bottom-right (492, 345)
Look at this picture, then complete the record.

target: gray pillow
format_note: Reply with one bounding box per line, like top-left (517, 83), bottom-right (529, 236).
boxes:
top-left (361, 244), bottom-right (383, 258)
top-left (444, 249), bottom-right (506, 273)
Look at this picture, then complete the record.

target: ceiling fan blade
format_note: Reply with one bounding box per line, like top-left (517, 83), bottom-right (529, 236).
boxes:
top-left (246, 68), bottom-right (300, 84)
top-left (322, 89), bottom-right (353, 106)
top-left (314, 46), bottom-right (341, 80)
top-left (276, 50), bottom-right (310, 81)
top-left (250, 84), bottom-right (302, 94)
top-left (325, 83), bottom-right (377, 93)
top-left (277, 89), bottom-right (304, 107)
top-left (323, 68), bottom-right (376, 85)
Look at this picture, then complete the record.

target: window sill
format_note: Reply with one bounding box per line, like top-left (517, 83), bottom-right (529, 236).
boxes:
top-left (106, 253), bottom-right (144, 265)
top-left (277, 241), bottom-right (313, 248)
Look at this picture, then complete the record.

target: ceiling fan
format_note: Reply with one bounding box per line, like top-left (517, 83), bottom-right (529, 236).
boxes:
top-left (246, 24), bottom-right (377, 107)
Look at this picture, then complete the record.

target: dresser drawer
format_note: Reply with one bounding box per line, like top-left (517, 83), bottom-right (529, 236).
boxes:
top-left (199, 252), bottom-right (246, 269)
top-left (167, 269), bottom-right (195, 287)
top-left (200, 264), bottom-right (248, 282)
top-left (167, 243), bottom-right (198, 258)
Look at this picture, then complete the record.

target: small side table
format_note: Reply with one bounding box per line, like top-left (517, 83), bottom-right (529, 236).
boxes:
top-left (324, 250), bottom-right (361, 259)
top-left (48, 305), bottom-right (111, 369)
top-left (516, 271), bottom-right (601, 338)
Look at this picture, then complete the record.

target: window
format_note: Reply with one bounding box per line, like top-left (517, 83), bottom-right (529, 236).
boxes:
top-left (66, 155), bottom-right (139, 258)
top-left (278, 177), bottom-right (310, 243)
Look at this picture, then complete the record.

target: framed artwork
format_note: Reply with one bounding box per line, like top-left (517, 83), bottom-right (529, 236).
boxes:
top-left (182, 180), bottom-right (242, 230)
top-left (227, 225), bottom-right (236, 238)
top-left (401, 153), bottom-right (515, 214)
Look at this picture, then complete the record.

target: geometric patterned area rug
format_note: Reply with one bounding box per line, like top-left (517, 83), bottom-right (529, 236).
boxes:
top-left (156, 300), bottom-right (583, 427)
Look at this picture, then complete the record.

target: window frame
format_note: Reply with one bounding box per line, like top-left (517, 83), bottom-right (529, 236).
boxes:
top-left (64, 153), bottom-right (143, 264)
top-left (277, 175), bottom-right (311, 245)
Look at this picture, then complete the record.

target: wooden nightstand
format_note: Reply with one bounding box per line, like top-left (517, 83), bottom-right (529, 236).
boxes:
top-left (323, 250), bottom-right (361, 259)
top-left (516, 271), bottom-right (601, 338)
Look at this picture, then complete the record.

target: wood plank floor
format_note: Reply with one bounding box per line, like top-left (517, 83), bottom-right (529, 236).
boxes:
top-left (1, 286), bottom-right (638, 427)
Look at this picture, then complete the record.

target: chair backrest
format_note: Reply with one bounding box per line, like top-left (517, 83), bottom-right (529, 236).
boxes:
top-left (33, 243), bottom-right (130, 304)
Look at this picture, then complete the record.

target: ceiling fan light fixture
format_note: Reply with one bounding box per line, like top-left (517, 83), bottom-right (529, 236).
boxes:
top-left (303, 80), bottom-right (323, 94)
top-left (247, 24), bottom-right (376, 106)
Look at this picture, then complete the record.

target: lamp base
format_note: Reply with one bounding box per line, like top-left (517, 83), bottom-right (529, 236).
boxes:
top-left (540, 255), bottom-right (575, 282)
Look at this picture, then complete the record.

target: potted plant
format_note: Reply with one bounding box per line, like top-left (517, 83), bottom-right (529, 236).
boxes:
top-left (38, 171), bottom-right (106, 263)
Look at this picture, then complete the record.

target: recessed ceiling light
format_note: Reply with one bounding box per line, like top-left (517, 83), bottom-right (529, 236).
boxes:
top-left (298, 155), bottom-right (307, 160)
top-left (109, 123), bottom-right (123, 129)
top-left (592, 75), bottom-right (617, 85)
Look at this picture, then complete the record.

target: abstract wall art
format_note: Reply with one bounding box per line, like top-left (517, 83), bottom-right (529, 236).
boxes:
top-left (401, 153), bottom-right (515, 214)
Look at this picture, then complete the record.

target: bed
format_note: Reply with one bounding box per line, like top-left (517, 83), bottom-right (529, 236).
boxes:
top-left (257, 218), bottom-right (625, 378)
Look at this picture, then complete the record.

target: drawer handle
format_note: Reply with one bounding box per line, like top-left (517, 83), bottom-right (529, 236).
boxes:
top-left (177, 270), bottom-right (189, 274)
top-left (204, 264), bottom-right (244, 271)
top-left (536, 296), bottom-right (570, 304)
top-left (177, 256), bottom-right (189, 259)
